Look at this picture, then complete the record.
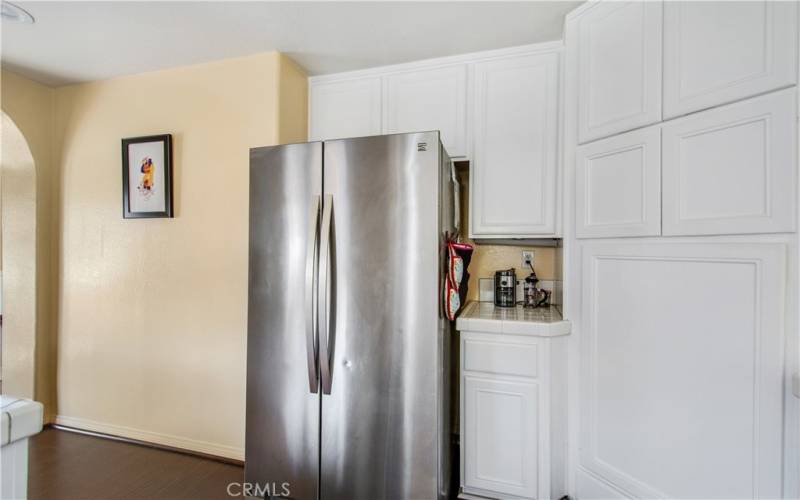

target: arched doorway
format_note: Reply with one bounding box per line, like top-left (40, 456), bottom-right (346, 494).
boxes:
top-left (1, 111), bottom-right (37, 398)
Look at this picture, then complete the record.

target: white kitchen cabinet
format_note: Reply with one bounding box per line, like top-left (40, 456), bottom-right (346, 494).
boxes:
top-left (463, 375), bottom-right (539, 498)
top-left (457, 302), bottom-right (569, 500)
top-left (384, 65), bottom-right (468, 157)
top-left (663, 1), bottom-right (798, 119)
top-left (578, 242), bottom-right (785, 499)
top-left (309, 77), bottom-right (381, 141)
top-left (662, 88), bottom-right (796, 236)
top-left (576, 126), bottom-right (661, 238)
top-left (576, 1), bottom-right (662, 143)
top-left (471, 52), bottom-right (560, 238)
top-left (309, 44), bottom-right (564, 239)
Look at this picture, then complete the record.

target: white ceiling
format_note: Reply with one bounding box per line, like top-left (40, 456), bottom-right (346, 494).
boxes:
top-left (1, 1), bottom-right (582, 87)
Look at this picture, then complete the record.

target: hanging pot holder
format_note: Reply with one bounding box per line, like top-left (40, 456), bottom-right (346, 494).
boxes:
top-left (445, 276), bottom-right (460, 321)
top-left (448, 243), bottom-right (464, 290)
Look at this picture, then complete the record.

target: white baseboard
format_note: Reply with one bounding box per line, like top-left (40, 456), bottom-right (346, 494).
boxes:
top-left (54, 415), bottom-right (244, 461)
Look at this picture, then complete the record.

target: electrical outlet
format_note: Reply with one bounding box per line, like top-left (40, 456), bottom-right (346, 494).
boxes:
top-left (521, 250), bottom-right (534, 270)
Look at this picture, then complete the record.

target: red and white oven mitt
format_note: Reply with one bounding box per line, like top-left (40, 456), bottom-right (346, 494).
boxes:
top-left (444, 241), bottom-right (473, 321)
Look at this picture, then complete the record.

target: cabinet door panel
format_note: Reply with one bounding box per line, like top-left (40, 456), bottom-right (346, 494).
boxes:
top-left (463, 376), bottom-right (539, 498)
top-left (309, 78), bottom-right (381, 141)
top-left (577, 2), bottom-right (662, 143)
top-left (471, 52), bottom-right (559, 237)
top-left (385, 65), bottom-right (468, 157)
top-left (662, 89), bottom-right (796, 236)
top-left (581, 242), bottom-right (785, 499)
top-left (576, 126), bottom-right (661, 238)
top-left (663, 1), bottom-right (798, 119)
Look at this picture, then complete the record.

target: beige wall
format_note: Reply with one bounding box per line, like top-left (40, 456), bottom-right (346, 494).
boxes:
top-left (52, 52), bottom-right (306, 459)
top-left (457, 167), bottom-right (558, 302)
top-left (1, 71), bottom-right (58, 419)
top-left (1, 112), bottom-right (37, 399)
top-left (277, 54), bottom-right (308, 144)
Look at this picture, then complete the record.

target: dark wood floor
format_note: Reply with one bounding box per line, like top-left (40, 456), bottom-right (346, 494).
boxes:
top-left (28, 428), bottom-right (244, 500)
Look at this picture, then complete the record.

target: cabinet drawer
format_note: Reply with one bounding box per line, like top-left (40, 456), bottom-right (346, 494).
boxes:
top-left (463, 338), bottom-right (538, 378)
top-left (662, 89), bottom-right (796, 236)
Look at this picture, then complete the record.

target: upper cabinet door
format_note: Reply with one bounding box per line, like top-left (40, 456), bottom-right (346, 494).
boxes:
top-left (663, 1), bottom-right (798, 119)
top-left (576, 126), bottom-right (661, 239)
top-left (577, 2), bottom-right (663, 143)
top-left (384, 65), bottom-right (468, 157)
top-left (309, 78), bottom-right (382, 141)
top-left (662, 89), bottom-right (796, 236)
top-left (471, 52), bottom-right (560, 238)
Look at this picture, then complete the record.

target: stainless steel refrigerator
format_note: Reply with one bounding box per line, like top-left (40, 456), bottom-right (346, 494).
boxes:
top-left (246, 131), bottom-right (455, 500)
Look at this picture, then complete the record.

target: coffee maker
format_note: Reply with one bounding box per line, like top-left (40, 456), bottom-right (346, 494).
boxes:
top-left (494, 269), bottom-right (516, 307)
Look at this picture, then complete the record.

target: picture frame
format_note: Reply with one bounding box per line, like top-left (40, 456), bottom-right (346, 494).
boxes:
top-left (121, 134), bottom-right (173, 219)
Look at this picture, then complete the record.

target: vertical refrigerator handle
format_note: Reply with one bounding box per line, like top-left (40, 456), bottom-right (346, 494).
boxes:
top-left (319, 195), bottom-right (334, 395)
top-left (304, 195), bottom-right (321, 393)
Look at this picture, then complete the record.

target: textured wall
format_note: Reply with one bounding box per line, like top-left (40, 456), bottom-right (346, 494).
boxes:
top-left (1, 70), bottom-right (58, 419)
top-left (52, 52), bottom-right (306, 459)
top-left (277, 54), bottom-right (309, 144)
top-left (1, 112), bottom-right (37, 399)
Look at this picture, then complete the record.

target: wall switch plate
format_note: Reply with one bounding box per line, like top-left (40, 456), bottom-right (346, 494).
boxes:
top-left (522, 250), bottom-right (534, 270)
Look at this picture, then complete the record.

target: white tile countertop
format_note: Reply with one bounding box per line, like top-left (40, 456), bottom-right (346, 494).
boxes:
top-left (455, 301), bottom-right (571, 337)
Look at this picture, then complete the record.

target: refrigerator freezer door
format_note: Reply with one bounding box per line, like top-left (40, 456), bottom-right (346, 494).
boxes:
top-left (246, 142), bottom-right (322, 499)
top-left (321, 132), bottom-right (447, 499)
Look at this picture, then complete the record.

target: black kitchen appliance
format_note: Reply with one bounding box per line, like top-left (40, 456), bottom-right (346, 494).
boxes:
top-left (494, 268), bottom-right (516, 307)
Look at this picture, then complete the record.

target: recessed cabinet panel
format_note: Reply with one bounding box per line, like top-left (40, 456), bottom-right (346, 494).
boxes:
top-left (576, 127), bottom-right (661, 238)
top-left (463, 376), bottom-right (539, 498)
top-left (662, 89), bottom-right (796, 236)
top-left (384, 65), bottom-right (468, 157)
top-left (471, 52), bottom-right (559, 237)
top-left (581, 243), bottom-right (785, 499)
top-left (309, 78), bottom-right (381, 141)
top-left (577, 2), bottom-right (662, 143)
top-left (663, 1), bottom-right (798, 119)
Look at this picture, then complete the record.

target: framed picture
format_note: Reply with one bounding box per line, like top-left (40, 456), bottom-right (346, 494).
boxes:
top-left (122, 134), bottom-right (173, 218)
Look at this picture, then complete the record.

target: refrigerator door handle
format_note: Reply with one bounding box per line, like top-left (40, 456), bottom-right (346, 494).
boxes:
top-left (304, 195), bottom-right (321, 393)
top-left (319, 194), bottom-right (334, 395)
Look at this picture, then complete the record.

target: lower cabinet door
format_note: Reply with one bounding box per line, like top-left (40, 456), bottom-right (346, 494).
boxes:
top-left (579, 242), bottom-right (786, 499)
top-left (463, 375), bottom-right (539, 498)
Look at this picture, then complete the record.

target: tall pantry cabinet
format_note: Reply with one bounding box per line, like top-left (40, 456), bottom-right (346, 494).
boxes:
top-left (563, 1), bottom-right (799, 499)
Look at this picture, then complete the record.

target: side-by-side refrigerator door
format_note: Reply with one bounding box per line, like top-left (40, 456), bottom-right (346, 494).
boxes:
top-left (246, 142), bottom-right (322, 499)
top-left (319, 132), bottom-right (443, 499)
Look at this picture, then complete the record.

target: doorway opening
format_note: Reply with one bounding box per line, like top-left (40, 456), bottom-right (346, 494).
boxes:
top-left (0, 111), bottom-right (37, 397)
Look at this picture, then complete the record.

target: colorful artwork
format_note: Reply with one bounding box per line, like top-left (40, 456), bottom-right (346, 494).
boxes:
top-left (138, 157), bottom-right (156, 197)
top-left (122, 134), bottom-right (173, 218)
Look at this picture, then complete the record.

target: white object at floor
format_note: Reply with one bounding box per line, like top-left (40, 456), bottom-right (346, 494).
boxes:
top-left (1, 396), bottom-right (44, 500)
top-left (456, 301), bottom-right (569, 499)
